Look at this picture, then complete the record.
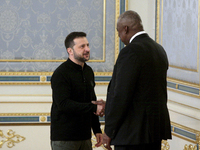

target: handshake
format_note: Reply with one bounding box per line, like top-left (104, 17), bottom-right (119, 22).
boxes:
top-left (92, 99), bottom-right (106, 117)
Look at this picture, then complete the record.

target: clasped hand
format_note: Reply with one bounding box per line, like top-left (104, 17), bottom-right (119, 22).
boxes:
top-left (92, 99), bottom-right (106, 117)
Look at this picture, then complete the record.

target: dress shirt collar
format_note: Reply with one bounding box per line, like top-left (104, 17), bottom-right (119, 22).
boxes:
top-left (67, 58), bottom-right (86, 71)
top-left (129, 31), bottom-right (146, 43)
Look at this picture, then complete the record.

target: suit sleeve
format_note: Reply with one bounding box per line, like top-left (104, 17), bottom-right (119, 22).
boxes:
top-left (105, 46), bottom-right (141, 139)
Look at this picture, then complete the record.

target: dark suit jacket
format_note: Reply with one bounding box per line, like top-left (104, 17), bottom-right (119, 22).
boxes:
top-left (105, 33), bottom-right (172, 145)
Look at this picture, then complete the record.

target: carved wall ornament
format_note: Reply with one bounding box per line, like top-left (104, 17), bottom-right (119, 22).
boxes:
top-left (0, 129), bottom-right (25, 148)
top-left (40, 116), bottom-right (47, 122)
top-left (161, 140), bottom-right (170, 150)
top-left (184, 144), bottom-right (197, 150)
top-left (40, 76), bottom-right (46, 82)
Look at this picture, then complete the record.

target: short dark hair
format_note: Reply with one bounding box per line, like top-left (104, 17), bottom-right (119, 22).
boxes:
top-left (64, 32), bottom-right (87, 49)
top-left (118, 10), bottom-right (143, 31)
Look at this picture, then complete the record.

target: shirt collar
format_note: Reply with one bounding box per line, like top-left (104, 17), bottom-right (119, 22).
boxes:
top-left (129, 31), bottom-right (146, 43)
top-left (67, 58), bottom-right (86, 70)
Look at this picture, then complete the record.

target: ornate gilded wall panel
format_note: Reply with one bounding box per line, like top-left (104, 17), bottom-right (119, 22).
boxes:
top-left (0, 0), bottom-right (128, 85)
top-left (0, 0), bottom-right (117, 72)
top-left (157, 0), bottom-right (199, 73)
top-left (171, 122), bottom-right (200, 150)
top-left (156, 0), bottom-right (200, 97)
top-left (0, 0), bottom-right (128, 84)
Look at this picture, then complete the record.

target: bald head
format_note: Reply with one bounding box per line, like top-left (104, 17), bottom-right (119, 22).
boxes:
top-left (117, 10), bottom-right (144, 45)
top-left (117, 10), bottom-right (143, 31)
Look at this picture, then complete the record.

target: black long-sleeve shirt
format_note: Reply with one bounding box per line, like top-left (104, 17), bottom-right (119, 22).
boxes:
top-left (50, 58), bottom-right (101, 141)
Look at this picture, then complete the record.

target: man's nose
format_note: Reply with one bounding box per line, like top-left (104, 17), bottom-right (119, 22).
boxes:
top-left (85, 46), bottom-right (90, 52)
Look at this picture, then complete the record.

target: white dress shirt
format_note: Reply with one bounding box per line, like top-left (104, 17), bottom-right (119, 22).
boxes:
top-left (129, 31), bottom-right (146, 43)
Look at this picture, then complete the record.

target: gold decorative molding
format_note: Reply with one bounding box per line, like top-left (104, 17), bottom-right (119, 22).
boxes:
top-left (0, 72), bottom-right (111, 85)
top-left (0, 72), bottom-right (52, 76)
top-left (171, 122), bottom-right (200, 149)
top-left (168, 100), bottom-right (200, 111)
top-left (0, 59), bottom-right (65, 62)
top-left (40, 116), bottom-right (47, 122)
top-left (156, 0), bottom-right (160, 43)
top-left (114, 0), bottom-right (128, 62)
top-left (158, 0), bottom-right (199, 72)
top-left (0, 71), bottom-right (112, 76)
top-left (168, 101), bottom-right (200, 122)
top-left (89, 0), bottom-right (106, 63)
top-left (1, 0), bottom-right (107, 63)
top-left (0, 129), bottom-right (25, 148)
top-left (96, 82), bottom-right (109, 85)
top-left (172, 126), bottom-right (175, 132)
top-left (94, 72), bottom-right (112, 76)
top-left (0, 82), bottom-right (108, 85)
top-left (40, 76), bottom-right (46, 82)
top-left (115, 0), bottom-right (120, 62)
top-left (0, 101), bottom-right (52, 104)
top-left (167, 77), bottom-right (199, 88)
top-left (184, 144), bottom-right (197, 150)
top-left (161, 140), bottom-right (170, 150)
top-left (168, 88), bottom-right (200, 99)
top-left (126, 0), bottom-right (129, 11)
top-left (0, 113), bottom-right (50, 116)
top-left (157, 0), bottom-right (200, 87)
top-left (0, 82), bottom-right (50, 85)
top-left (171, 122), bottom-right (199, 136)
top-left (0, 94), bottom-right (51, 96)
top-left (196, 132), bottom-right (200, 146)
top-left (172, 132), bottom-right (196, 144)
top-left (167, 77), bottom-right (200, 99)
top-left (169, 65), bottom-right (198, 72)
top-left (198, 0), bottom-right (200, 74)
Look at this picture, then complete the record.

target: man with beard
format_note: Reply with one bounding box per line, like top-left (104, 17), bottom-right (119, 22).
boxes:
top-left (50, 32), bottom-right (104, 150)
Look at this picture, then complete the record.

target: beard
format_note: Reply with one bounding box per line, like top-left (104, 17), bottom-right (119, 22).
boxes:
top-left (73, 49), bottom-right (90, 63)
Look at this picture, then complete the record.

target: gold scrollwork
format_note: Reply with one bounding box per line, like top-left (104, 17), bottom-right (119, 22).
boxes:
top-left (184, 144), bottom-right (197, 150)
top-left (161, 140), bottom-right (170, 150)
top-left (0, 129), bottom-right (25, 148)
top-left (196, 132), bottom-right (200, 145)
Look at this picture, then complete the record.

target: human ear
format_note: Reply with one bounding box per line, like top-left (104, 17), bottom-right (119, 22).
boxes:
top-left (124, 26), bottom-right (128, 34)
top-left (67, 48), bottom-right (73, 54)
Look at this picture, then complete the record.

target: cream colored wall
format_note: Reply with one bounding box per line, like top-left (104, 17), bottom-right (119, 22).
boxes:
top-left (128, 0), bottom-right (156, 39)
top-left (0, 85), bottom-right (51, 150)
top-left (0, 84), bottom-right (108, 150)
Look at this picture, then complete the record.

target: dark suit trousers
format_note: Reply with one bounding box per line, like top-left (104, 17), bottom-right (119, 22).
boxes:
top-left (114, 141), bottom-right (161, 150)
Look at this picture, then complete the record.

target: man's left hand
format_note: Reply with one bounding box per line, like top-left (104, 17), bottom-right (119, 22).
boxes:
top-left (103, 133), bottom-right (112, 150)
top-left (95, 133), bottom-right (103, 147)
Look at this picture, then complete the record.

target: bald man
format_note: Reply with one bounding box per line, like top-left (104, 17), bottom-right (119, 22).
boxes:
top-left (102, 10), bottom-right (172, 150)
